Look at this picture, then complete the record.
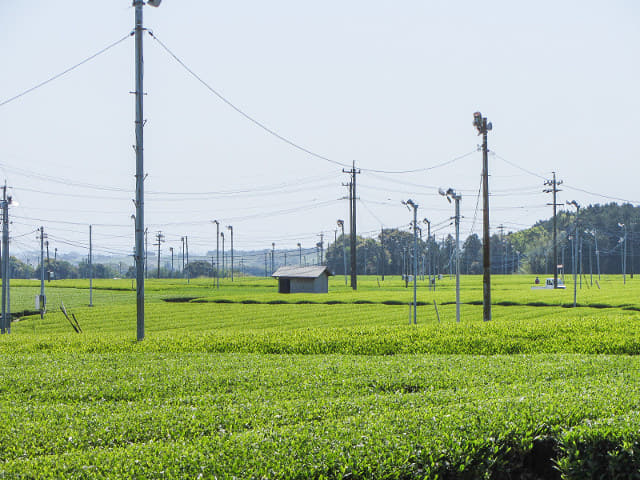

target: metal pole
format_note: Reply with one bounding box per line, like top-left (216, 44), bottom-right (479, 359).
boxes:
top-left (228, 226), bottom-right (234, 281)
top-left (455, 195), bottom-right (461, 323)
top-left (133, 0), bottom-right (145, 341)
top-left (1, 189), bottom-right (8, 334)
top-left (212, 221), bottom-right (220, 288)
top-left (185, 235), bottom-right (189, 284)
top-left (474, 112), bottom-right (492, 321)
top-left (341, 222), bottom-right (347, 285)
top-left (89, 225), bottom-right (93, 306)
top-left (40, 226), bottom-right (45, 319)
top-left (412, 204), bottom-right (418, 324)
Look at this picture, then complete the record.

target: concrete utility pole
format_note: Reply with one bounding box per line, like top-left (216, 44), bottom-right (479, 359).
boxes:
top-left (155, 231), bottom-right (164, 279)
top-left (297, 242), bottom-right (302, 265)
top-left (39, 226), bottom-right (46, 319)
top-left (440, 188), bottom-right (462, 323)
top-left (89, 225), bottom-right (93, 306)
top-left (318, 232), bottom-right (324, 265)
top-left (544, 172), bottom-right (563, 288)
top-left (227, 225), bottom-right (234, 281)
top-left (338, 220), bottom-right (347, 285)
top-left (567, 200), bottom-right (580, 307)
top-left (212, 221), bottom-right (220, 288)
top-left (343, 162), bottom-right (360, 289)
top-left (169, 247), bottom-right (174, 277)
top-left (1, 185), bottom-right (11, 334)
top-left (403, 200), bottom-right (419, 325)
top-left (473, 111), bottom-right (492, 321)
top-left (132, 0), bottom-right (160, 340)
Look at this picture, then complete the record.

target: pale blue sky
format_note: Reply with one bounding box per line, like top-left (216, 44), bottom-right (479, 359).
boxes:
top-left (0, 0), bottom-right (638, 260)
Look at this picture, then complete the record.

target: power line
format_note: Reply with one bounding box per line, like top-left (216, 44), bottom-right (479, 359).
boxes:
top-left (148, 31), bottom-right (351, 169)
top-left (0, 34), bottom-right (132, 108)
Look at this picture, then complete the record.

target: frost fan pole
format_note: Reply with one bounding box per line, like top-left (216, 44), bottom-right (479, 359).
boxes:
top-left (134, 0), bottom-right (145, 341)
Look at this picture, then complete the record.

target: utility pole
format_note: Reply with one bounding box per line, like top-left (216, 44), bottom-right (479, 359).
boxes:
top-left (297, 242), bottom-right (302, 265)
top-left (338, 220), bottom-right (347, 285)
top-left (440, 188), bottom-right (462, 322)
top-left (169, 247), bottom-right (174, 277)
top-left (212, 221), bottom-right (220, 289)
top-left (38, 226), bottom-right (46, 319)
top-left (544, 172), bottom-right (563, 288)
top-left (227, 225), bottom-right (234, 281)
top-left (343, 162), bottom-right (360, 290)
top-left (403, 200), bottom-right (419, 325)
top-left (54, 248), bottom-right (57, 281)
top-left (1, 185), bottom-right (11, 334)
top-left (567, 200), bottom-right (580, 307)
top-left (155, 231), bottom-right (164, 279)
top-left (318, 233), bottom-right (324, 265)
top-left (473, 111), bottom-right (492, 321)
top-left (89, 225), bottom-right (93, 307)
top-left (264, 252), bottom-right (268, 277)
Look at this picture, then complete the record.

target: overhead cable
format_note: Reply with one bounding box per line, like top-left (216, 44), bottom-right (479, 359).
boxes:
top-left (0, 34), bottom-right (131, 108)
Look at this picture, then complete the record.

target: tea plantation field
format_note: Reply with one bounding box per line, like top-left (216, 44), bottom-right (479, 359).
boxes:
top-left (2, 274), bottom-right (640, 478)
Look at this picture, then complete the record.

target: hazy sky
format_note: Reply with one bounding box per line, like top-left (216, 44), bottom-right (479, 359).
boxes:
top-left (0, 0), bottom-right (638, 262)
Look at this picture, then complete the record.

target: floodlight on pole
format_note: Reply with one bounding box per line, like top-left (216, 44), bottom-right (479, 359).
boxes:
top-left (440, 187), bottom-right (462, 322)
top-left (473, 111), bottom-right (492, 322)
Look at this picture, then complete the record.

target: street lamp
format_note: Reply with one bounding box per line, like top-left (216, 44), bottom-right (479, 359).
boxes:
top-left (439, 188), bottom-right (461, 323)
top-left (402, 199), bottom-right (418, 325)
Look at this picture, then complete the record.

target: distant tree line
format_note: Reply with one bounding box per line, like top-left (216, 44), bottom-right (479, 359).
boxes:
top-left (323, 203), bottom-right (640, 277)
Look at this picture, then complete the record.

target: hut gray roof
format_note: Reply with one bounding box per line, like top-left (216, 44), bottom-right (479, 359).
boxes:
top-left (271, 266), bottom-right (333, 279)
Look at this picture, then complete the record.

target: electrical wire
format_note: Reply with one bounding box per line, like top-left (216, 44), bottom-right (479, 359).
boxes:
top-left (491, 152), bottom-right (547, 180)
top-left (0, 34), bottom-right (132, 108)
top-left (148, 31), bottom-right (351, 169)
